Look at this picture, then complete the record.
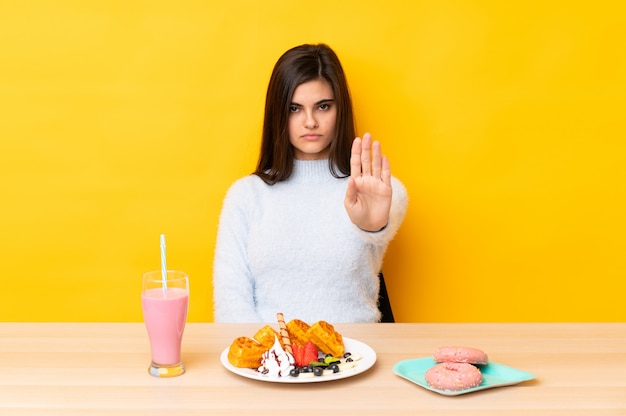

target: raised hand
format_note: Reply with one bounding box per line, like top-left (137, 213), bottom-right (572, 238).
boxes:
top-left (344, 132), bottom-right (393, 232)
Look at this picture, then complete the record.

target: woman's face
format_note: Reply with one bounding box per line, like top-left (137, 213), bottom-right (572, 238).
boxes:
top-left (288, 78), bottom-right (337, 160)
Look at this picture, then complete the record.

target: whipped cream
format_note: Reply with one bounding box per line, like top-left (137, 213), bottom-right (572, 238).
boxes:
top-left (257, 336), bottom-right (295, 377)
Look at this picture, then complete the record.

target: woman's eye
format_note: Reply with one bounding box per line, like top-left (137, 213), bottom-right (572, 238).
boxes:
top-left (289, 105), bottom-right (299, 113)
top-left (319, 103), bottom-right (330, 110)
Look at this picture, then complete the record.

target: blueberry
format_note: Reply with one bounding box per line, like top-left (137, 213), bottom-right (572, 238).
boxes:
top-left (289, 368), bottom-right (299, 377)
top-left (313, 367), bottom-right (324, 376)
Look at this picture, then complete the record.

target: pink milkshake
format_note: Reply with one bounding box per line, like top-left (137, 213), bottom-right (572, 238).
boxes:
top-left (142, 270), bottom-right (189, 377)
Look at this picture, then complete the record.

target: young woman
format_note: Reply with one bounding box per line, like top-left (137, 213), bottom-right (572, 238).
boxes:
top-left (213, 44), bottom-right (408, 323)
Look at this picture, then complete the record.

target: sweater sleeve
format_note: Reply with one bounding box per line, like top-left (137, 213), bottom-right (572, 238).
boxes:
top-left (212, 178), bottom-right (263, 323)
top-left (352, 176), bottom-right (409, 246)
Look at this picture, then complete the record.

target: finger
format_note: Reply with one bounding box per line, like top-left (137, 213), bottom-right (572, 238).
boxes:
top-left (371, 140), bottom-right (382, 179)
top-left (381, 155), bottom-right (392, 187)
top-left (361, 132), bottom-right (372, 175)
top-left (344, 177), bottom-right (357, 209)
top-left (350, 137), bottom-right (362, 177)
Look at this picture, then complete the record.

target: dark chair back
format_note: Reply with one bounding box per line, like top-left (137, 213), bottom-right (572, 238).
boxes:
top-left (378, 271), bottom-right (395, 323)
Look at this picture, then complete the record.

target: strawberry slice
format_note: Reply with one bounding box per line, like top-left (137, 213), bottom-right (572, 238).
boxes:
top-left (292, 343), bottom-right (305, 367)
top-left (303, 341), bottom-right (318, 366)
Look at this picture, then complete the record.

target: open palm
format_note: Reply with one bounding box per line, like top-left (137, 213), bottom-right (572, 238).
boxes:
top-left (344, 133), bottom-right (393, 232)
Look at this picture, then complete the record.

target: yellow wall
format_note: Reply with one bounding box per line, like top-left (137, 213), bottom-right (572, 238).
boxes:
top-left (1, 1), bottom-right (624, 322)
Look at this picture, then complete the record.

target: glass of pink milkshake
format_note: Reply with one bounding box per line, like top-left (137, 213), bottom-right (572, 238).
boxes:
top-left (142, 270), bottom-right (189, 377)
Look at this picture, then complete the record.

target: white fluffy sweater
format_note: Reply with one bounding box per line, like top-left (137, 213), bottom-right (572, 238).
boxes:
top-left (213, 159), bottom-right (408, 323)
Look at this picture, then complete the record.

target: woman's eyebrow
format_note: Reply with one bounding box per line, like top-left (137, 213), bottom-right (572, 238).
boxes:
top-left (290, 98), bottom-right (335, 107)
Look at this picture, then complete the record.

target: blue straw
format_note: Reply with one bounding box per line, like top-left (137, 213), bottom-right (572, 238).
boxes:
top-left (160, 234), bottom-right (168, 292)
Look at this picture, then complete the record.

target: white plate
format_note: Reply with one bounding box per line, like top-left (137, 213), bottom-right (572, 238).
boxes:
top-left (220, 337), bottom-right (376, 383)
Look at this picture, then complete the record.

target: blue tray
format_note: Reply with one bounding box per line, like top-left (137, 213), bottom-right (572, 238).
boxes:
top-left (393, 357), bottom-right (535, 396)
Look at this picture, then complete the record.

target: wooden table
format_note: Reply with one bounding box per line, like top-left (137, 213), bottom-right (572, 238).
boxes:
top-left (1, 323), bottom-right (624, 415)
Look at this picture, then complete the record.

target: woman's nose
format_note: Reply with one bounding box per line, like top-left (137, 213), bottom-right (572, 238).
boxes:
top-left (304, 111), bottom-right (318, 128)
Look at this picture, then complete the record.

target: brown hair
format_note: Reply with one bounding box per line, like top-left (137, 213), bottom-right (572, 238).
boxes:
top-left (254, 44), bottom-right (356, 184)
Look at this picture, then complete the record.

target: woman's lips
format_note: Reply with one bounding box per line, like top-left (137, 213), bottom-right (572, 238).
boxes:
top-left (301, 134), bottom-right (321, 140)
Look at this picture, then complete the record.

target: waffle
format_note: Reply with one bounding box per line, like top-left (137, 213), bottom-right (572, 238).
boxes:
top-left (253, 324), bottom-right (283, 349)
top-left (286, 319), bottom-right (311, 347)
top-left (306, 320), bottom-right (344, 357)
top-left (227, 336), bottom-right (266, 368)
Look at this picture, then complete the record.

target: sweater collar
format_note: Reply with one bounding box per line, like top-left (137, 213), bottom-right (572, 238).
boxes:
top-left (290, 159), bottom-right (337, 183)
